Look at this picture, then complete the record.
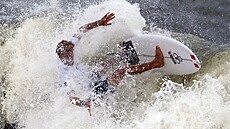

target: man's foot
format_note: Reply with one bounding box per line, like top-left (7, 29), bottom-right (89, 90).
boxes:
top-left (152, 45), bottom-right (164, 68)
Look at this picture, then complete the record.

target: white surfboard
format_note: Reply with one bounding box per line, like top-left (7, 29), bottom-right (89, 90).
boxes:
top-left (125, 34), bottom-right (201, 75)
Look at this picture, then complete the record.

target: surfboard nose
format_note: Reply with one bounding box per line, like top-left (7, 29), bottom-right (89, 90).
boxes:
top-left (129, 34), bottom-right (202, 75)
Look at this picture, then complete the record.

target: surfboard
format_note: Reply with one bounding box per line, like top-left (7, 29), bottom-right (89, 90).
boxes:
top-left (125, 34), bottom-right (201, 75)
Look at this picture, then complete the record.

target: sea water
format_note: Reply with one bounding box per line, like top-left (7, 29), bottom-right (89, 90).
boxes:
top-left (0, 0), bottom-right (230, 129)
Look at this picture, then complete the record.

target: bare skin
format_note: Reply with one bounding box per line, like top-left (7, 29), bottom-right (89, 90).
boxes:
top-left (69, 92), bottom-right (91, 116)
top-left (56, 12), bottom-right (165, 116)
top-left (57, 41), bottom-right (74, 66)
top-left (58, 12), bottom-right (115, 66)
top-left (79, 12), bottom-right (115, 33)
top-left (57, 12), bottom-right (115, 115)
top-left (108, 45), bottom-right (164, 86)
top-left (67, 45), bottom-right (164, 116)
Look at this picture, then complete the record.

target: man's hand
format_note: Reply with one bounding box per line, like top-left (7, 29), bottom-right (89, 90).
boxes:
top-left (79, 12), bottom-right (115, 32)
top-left (79, 98), bottom-right (91, 116)
top-left (69, 95), bottom-right (92, 116)
top-left (85, 98), bottom-right (92, 116)
top-left (98, 12), bottom-right (115, 26)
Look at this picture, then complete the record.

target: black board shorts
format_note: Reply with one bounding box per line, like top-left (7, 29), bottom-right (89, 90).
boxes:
top-left (121, 40), bottom-right (139, 65)
top-left (89, 72), bottom-right (111, 97)
top-left (89, 41), bottom-right (139, 97)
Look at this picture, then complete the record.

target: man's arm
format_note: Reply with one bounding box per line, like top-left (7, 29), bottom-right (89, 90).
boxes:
top-left (69, 95), bottom-right (91, 116)
top-left (79, 12), bottom-right (115, 33)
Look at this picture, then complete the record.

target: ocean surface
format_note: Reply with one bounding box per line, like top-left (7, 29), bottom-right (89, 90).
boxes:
top-left (0, 0), bottom-right (230, 129)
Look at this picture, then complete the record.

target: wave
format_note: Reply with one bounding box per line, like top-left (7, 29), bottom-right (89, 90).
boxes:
top-left (0, 0), bottom-right (230, 129)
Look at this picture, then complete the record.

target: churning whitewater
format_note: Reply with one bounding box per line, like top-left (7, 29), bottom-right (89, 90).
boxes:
top-left (0, 0), bottom-right (230, 129)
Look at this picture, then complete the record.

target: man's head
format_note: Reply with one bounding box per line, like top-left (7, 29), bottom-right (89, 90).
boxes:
top-left (56, 40), bottom-right (74, 66)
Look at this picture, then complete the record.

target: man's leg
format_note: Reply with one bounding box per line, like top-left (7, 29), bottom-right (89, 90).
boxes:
top-left (108, 46), bottom-right (164, 86)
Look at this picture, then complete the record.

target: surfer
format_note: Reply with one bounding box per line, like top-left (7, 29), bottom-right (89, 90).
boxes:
top-left (56, 12), bottom-right (164, 115)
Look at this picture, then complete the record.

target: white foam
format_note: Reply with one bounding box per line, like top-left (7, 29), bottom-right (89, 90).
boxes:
top-left (135, 75), bottom-right (230, 129)
top-left (2, 0), bottom-right (230, 129)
